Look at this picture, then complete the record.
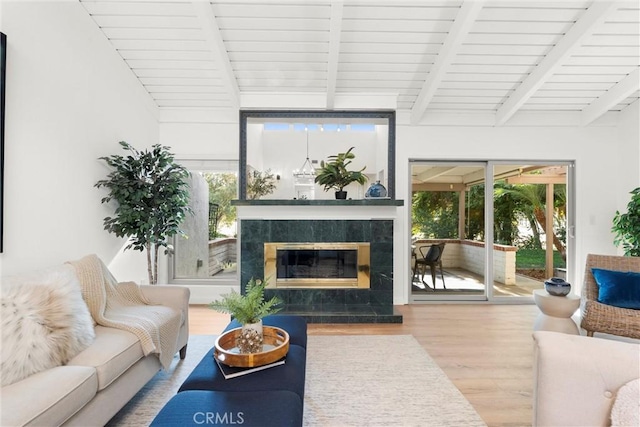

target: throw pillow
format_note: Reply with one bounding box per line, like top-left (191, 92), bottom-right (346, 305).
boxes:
top-left (611, 378), bottom-right (639, 427)
top-left (592, 268), bottom-right (640, 310)
top-left (1, 264), bottom-right (95, 386)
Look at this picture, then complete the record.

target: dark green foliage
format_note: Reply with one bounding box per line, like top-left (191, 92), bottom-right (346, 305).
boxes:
top-left (95, 141), bottom-right (191, 283)
top-left (493, 182), bottom-right (521, 245)
top-left (314, 147), bottom-right (368, 192)
top-left (612, 187), bottom-right (640, 257)
top-left (208, 278), bottom-right (282, 324)
top-left (411, 191), bottom-right (459, 238)
top-left (412, 181), bottom-right (567, 252)
top-left (206, 172), bottom-right (237, 238)
top-left (466, 184), bottom-right (486, 240)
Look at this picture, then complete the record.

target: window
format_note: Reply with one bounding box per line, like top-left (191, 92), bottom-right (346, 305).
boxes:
top-left (171, 160), bottom-right (238, 283)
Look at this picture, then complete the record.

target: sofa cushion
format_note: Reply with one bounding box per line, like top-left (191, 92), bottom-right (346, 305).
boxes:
top-left (67, 326), bottom-right (144, 390)
top-left (592, 268), bottom-right (640, 309)
top-left (1, 264), bottom-right (95, 386)
top-left (0, 365), bottom-right (97, 426)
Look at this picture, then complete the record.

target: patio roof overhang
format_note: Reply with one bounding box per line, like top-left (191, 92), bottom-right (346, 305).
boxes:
top-left (411, 165), bottom-right (566, 190)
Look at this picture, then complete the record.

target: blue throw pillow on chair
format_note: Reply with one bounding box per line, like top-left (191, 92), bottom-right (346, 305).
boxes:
top-left (592, 268), bottom-right (640, 310)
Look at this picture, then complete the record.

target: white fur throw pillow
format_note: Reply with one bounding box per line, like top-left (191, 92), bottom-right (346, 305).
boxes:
top-left (611, 378), bottom-right (640, 427)
top-left (1, 264), bottom-right (95, 386)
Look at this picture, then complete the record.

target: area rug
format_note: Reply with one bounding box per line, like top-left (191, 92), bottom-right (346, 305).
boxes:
top-left (107, 334), bottom-right (487, 427)
top-left (303, 335), bottom-right (486, 427)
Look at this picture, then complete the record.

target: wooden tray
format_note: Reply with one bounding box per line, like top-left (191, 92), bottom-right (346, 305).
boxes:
top-left (214, 326), bottom-right (289, 368)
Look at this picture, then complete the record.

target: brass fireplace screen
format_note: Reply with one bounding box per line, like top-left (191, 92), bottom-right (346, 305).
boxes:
top-left (264, 242), bottom-right (370, 289)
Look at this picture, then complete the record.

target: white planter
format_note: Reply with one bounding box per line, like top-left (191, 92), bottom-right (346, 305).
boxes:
top-left (237, 319), bottom-right (264, 353)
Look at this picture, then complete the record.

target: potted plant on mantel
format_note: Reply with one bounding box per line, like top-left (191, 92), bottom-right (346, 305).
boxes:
top-left (314, 146), bottom-right (368, 199)
top-left (612, 187), bottom-right (640, 257)
top-left (209, 278), bottom-right (282, 353)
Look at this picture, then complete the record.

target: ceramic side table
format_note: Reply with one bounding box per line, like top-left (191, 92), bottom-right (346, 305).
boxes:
top-left (533, 289), bottom-right (581, 335)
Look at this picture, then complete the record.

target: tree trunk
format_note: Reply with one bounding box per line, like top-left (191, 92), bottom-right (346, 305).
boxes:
top-left (527, 216), bottom-right (542, 249)
top-left (533, 207), bottom-right (566, 261)
top-left (146, 243), bottom-right (154, 284)
top-left (153, 243), bottom-right (160, 284)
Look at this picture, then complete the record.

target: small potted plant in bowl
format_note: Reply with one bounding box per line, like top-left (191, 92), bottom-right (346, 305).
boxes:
top-left (314, 147), bottom-right (368, 199)
top-left (209, 278), bottom-right (282, 353)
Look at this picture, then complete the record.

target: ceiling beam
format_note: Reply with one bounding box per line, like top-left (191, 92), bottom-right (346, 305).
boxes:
top-left (582, 67), bottom-right (640, 126)
top-left (495, 1), bottom-right (619, 126)
top-left (326, 0), bottom-right (344, 110)
top-left (414, 166), bottom-right (458, 182)
top-left (412, 183), bottom-right (466, 192)
top-left (410, 0), bottom-right (484, 125)
top-left (192, 1), bottom-right (240, 110)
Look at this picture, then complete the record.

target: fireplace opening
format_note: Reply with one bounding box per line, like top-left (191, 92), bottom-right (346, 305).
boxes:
top-left (264, 243), bottom-right (370, 288)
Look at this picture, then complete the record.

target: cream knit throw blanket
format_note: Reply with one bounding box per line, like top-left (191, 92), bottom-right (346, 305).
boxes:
top-left (68, 254), bottom-right (181, 369)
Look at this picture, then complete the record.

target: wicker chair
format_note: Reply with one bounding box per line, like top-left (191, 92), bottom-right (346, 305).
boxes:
top-left (580, 254), bottom-right (640, 339)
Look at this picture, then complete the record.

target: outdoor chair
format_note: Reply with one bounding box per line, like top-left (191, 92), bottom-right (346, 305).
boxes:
top-left (580, 253), bottom-right (640, 339)
top-left (415, 243), bottom-right (446, 290)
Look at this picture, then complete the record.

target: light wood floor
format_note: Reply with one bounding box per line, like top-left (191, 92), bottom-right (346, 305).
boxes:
top-left (189, 304), bottom-right (539, 427)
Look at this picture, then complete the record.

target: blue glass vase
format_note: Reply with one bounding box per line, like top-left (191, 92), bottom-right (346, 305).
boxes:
top-left (365, 181), bottom-right (388, 198)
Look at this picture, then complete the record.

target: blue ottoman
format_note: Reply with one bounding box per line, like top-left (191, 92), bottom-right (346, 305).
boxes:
top-left (223, 315), bottom-right (308, 349)
top-left (150, 390), bottom-right (303, 427)
top-left (178, 345), bottom-right (306, 399)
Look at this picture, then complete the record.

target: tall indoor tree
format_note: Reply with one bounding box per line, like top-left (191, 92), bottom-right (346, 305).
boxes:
top-left (96, 141), bottom-right (191, 284)
top-left (612, 187), bottom-right (640, 257)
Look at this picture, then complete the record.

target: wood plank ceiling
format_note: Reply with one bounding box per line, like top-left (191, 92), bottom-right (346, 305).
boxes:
top-left (79, 0), bottom-right (640, 125)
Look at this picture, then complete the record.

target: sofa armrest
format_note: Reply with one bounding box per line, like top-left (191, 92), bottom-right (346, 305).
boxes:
top-left (140, 285), bottom-right (190, 356)
top-left (140, 285), bottom-right (190, 314)
top-left (532, 331), bottom-right (640, 427)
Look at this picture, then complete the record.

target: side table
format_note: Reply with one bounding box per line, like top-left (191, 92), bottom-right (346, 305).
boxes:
top-left (533, 289), bottom-right (580, 335)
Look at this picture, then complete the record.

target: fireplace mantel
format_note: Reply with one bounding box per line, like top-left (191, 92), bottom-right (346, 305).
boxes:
top-left (232, 199), bottom-right (404, 207)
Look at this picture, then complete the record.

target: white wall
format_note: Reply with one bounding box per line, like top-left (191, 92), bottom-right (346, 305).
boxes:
top-left (162, 122), bottom-right (238, 161)
top-left (0, 2), bottom-right (159, 279)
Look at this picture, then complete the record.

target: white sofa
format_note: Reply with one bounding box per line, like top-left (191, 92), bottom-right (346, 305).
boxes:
top-left (532, 331), bottom-right (640, 427)
top-left (0, 263), bottom-right (190, 427)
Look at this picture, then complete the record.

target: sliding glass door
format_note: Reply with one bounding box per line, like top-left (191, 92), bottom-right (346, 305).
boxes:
top-left (491, 162), bottom-right (573, 302)
top-left (410, 160), bottom-right (574, 303)
top-left (410, 161), bottom-right (487, 301)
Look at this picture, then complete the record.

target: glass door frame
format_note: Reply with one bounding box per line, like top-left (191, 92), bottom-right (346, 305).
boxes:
top-left (409, 160), bottom-right (488, 302)
top-left (486, 160), bottom-right (575, 304)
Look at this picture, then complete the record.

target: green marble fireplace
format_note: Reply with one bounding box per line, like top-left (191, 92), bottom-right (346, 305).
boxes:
top-left (239, 219), bottom-right (402, 323)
